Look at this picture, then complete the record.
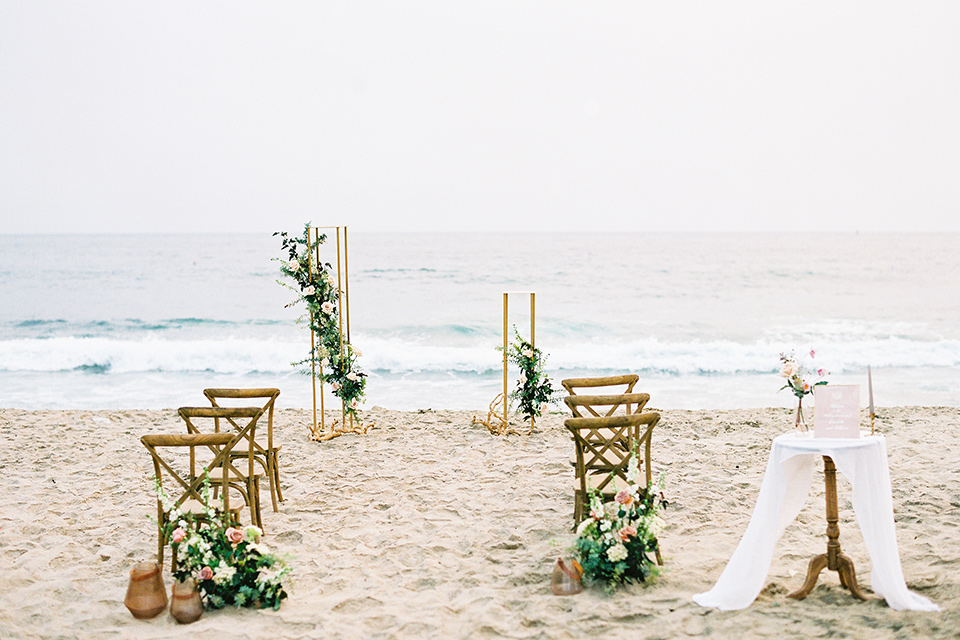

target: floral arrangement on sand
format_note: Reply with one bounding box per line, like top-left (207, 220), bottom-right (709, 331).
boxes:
top-left (572, 452), bottom-right (666, 593)
top-left (778, 349), bottom-right (828, 431)
top-left (276, 224), bottom-right (366, 419)
top-left (501, 326), bottom-right (557, 421)
top-left (156, 476), bottom-right (291, 610)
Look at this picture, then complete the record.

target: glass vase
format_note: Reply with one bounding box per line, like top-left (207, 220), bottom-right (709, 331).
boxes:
top-left (795, 396), bottom-right (808, 433)
top-left (124, 562), bottom-right (168, 619)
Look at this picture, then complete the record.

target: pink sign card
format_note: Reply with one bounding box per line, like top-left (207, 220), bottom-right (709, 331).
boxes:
top-left (814, 385), bottom-right (861, 439)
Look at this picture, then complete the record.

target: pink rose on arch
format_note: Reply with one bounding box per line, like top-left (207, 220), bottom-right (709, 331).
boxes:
top-left (618, 525), bottom-right (637, 541)
top-left (170, 527), bottom-right (187, 544)
top-left (321, 301), bottom-right (335, 314)
top-left (198, 566), bottom-right (213, 581)
top-left (225, 527), bottom-right (244, 545)
top-left (615, 489), bottom-right (634, 507)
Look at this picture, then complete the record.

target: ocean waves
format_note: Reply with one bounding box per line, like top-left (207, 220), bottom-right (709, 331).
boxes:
top-left (3, 332), bottom-right (959, 377)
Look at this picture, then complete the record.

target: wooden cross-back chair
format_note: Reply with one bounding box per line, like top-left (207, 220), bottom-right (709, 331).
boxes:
top-left (561, 374), bottom-right (639, 398)
top-left (203, 388), bottom-right (283, 511)
top-left (566, 410), bottom-right (663, 564)
top-left (141, 430), bottom-right (246, 570)
top-left (177, 406), bottom-right (265, 531)
top-left (564, 392), bottom-right (651, 418)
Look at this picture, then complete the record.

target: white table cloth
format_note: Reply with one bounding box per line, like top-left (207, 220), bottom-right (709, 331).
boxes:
top-left (693, 432), bottom-right (939, 611)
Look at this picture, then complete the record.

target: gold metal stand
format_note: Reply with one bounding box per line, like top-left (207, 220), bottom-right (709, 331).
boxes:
top-left (307, 225), bottom-right (370, 441)
top-left (788, 455), bottom-right (869, 601)
top-left (473, 291), bottom-right (536, 435)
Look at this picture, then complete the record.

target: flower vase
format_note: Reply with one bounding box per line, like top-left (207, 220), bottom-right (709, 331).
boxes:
top-left (795, 397), bottom-right (808, 433)
top-left (124, 562), bottom-right (168, 619)
top-left (170, 577), bottom-right (203, 624)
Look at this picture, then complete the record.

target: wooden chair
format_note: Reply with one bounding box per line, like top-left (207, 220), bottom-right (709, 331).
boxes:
top-left (566, 410), bottom-right (662, 563)
top-left (141, 430), bottom-right (246, 570)
top-left (203, 388), bottom-right (283, 511)
top-left (564, 392), bottom-right (650, 419)
top-left (177, 406), bottom-right (265, 531)
top-left (561, 374), bottom-right (639, 399)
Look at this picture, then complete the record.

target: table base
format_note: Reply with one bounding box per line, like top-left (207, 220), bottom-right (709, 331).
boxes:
top-left (787, 455), bottom-right (869, 601)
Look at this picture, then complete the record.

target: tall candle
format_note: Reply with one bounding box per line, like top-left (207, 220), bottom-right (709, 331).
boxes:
top-left (868, 365), bottom-right (875, 417)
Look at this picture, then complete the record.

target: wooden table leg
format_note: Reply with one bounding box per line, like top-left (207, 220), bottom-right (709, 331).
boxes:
top-left (788, 455), bottom-right (869, 601)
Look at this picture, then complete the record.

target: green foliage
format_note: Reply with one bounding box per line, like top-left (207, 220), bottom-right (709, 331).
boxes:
top-left (275, 224), bottom-right (367, 418)
top-left (501, 326), bottom-right (558, 421)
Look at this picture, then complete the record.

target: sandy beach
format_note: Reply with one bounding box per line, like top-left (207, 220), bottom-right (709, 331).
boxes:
top-left (0, 405), bottom-right (957, 639)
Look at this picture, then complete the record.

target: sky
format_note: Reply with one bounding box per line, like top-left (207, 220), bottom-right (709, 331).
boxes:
top-left (1, 2), bottom-right (959, 234)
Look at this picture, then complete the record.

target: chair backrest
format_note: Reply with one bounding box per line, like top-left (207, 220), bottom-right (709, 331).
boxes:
top-left (561, 375), bottom-right (638, 397)
top-left (565, 411), bottom-right (660, 494)
top-left (203, 388), bottom-right (280, 451)
top-left (141, 431), bottom-right (241, 514)
top-left (177, 406), bottom-right (264, 488)
top-left (564, 393), bottom-right (650, 418)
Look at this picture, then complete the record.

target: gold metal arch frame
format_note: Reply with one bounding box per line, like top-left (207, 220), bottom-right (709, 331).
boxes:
top-left (307, 225), bottom-right (370, 441)
top-left (473, 291), bottom-right (536, 436)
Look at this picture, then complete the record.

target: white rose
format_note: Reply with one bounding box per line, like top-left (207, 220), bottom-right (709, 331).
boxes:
top-left (303, 285), bottom-right (315, 296)
top-left (288, 260), bottom-right (300, 272)
top-left (346, 372), bottom-right (357, 381)
top-left (320, 358), bottom-right (330, 368)
top-left (321, 301), bottom-right (335, 314)
top-left (330, 381), bottom-right (341, 392)
top-left (349, 398), bottom-right (359, 409)
top-left (522, 349), bottom-right (534, 358)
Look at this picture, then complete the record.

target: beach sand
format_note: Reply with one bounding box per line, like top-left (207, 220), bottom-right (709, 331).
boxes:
top-left (0, 405), bottom-right (957, 639)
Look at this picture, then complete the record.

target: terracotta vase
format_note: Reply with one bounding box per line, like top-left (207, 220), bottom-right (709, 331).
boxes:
top-left (124, 562), bottom-right (168, 619)
top-left (170, 577), bottom-right (203, 624)
top-left (550, 557), bottom-right (583, 595)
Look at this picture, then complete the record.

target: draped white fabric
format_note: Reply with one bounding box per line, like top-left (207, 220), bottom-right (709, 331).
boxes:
top-left (693, 433), bottom-right (940, 612)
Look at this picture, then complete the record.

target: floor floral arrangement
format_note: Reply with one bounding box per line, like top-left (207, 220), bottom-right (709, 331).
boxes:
top-left (571, 453), bottom-right (666, 593)
top-left (157, 477), bottom-right (292, 610)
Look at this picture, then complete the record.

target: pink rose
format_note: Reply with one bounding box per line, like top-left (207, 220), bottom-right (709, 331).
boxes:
top-left (810, 349), bottom-right (816, 358)
top-left (321, 301), bottom-right (335, 314)
top-left (170, 527), bottom-right (187, 544)
top-left (198, 566), bottom-right (213, 581)
top-left (615, 489), bottom-right (634, 507)
top-left (225, 527), bottom-right (244, 545)
top-left (618, 525), bottom-right (637, 541)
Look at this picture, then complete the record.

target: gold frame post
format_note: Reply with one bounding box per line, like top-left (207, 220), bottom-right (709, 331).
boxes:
top-left (471, 291), bottom-right (538, 435)
top-left (307, 225), bottom-right (361, 441)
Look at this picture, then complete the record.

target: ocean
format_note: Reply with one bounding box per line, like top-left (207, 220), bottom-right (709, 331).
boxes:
top-left (1, 232), bottom-right (959, 412)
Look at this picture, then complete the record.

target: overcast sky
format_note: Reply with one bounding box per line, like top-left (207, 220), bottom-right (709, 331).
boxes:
top-left (2, 2), bottom-right (958, 234)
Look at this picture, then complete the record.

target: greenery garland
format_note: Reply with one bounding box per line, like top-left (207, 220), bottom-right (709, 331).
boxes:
top-left (501, 326), bottom-right (557, 421)
top-left (275, 224), bottom-right (367, 419)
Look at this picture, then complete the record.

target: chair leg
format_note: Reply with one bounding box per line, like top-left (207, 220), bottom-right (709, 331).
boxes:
top-left (251, 477), bottom-right (263, 530)
top-left (267, 452), bottom-right (280, 511)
